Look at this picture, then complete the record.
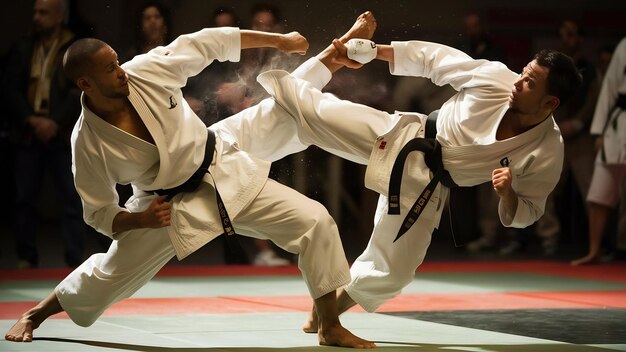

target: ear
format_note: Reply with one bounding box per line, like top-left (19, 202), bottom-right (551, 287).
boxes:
top-left (544, 96), bottom-right (560, 111)
top-left (76, 77), bottom-right (91, 92)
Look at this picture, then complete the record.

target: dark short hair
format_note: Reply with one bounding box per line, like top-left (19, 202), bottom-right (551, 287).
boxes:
top-left (63, 38), bottom-right (107, 83)
top-left (533, 49), bottom-right (582, 105)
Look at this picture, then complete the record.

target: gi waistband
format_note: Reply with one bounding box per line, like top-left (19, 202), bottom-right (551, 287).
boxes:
top-left (388, 110), bottom-right (457, 242)
top-left (148, 130), bottom-right (235, 236)
top-left (617, 94), bottom-right (626, 110)
top-left (152, 130), bottom-right (216, 199)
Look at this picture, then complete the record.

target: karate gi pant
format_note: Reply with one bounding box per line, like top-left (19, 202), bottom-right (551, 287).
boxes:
top-left (257, 69), bottom-right (446, 312)
top-left (55, 177), bottom-right (350, 327)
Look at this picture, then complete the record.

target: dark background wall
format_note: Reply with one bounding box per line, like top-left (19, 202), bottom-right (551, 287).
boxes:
top-left (2, 0), bottom-right (625, 70)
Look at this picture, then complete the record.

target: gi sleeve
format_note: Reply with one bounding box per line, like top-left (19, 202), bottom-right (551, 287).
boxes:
top-left (498, 139), bottom-right (564, 228)
top-left (123, 27), bottom-right (241, 90)
top-left (389, 40), bottom-right (514, 92)
top-left (71, 126), bottom-right (128, 239)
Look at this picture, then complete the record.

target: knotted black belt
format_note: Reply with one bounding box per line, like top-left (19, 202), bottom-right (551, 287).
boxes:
top-left (149, 129), bottom-right (235, 236)
top-left (388, 110), bottom-right (457, 242)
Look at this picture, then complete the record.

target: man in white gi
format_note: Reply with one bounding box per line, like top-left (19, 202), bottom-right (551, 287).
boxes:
top-left (5, 12), bottom-right (378, 348)
top-left (250, 37), bottom-right (582, 329)
top-left (572, 37), bottom-right (626, 265)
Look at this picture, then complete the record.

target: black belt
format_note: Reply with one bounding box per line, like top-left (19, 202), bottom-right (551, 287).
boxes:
top-left (388, 110), bottom-right (457, 242)
top-left (617, 93), bottom-right (626, 110)
top-left (149, 130), bottom-right (235, 236)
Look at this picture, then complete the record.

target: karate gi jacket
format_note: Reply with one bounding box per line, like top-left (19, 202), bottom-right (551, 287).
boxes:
top-left (71, 27), bottom-right (271, 259)
top-left (365, 41), bottom-right (564, 228)
top-left (591, 37), bottom-right (626, 164)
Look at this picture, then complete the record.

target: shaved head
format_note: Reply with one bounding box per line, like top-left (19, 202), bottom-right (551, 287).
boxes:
top-left (63, 38), bottom-right (108, 84)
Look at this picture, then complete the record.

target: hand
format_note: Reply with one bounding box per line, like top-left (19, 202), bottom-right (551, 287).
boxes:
top-left (492, 167), bottom-right (514, 198)
top-left (331, 39), bottom-right (364, 69)
top-left (278, 31), bottom-right (309, 55)
top-left (141, 195), bottom-right (172, 228)
top-left (29, 116), bottom-right (59, 143)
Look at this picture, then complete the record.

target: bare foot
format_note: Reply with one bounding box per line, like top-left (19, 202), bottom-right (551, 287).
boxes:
top-left (571, 253), bottom-right (601, 266)
top-left (317, 11), bottom-right (378, 73)
top-left (302, 305), bottom-right (318, 333)
top-left (319, 323), bottom-right (376, 349)
top-left (338, 11), bottom-right (377, 43)
top-left (5, 315), bottom-right (37, 342)
top-left (5, 292), bottom-right (62, 342)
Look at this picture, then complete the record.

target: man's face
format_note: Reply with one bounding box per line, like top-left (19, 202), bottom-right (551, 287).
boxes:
top-left (215, 13), bottom-right (236, 27)
top-left (509, 60), bottom-right (553, 115)
top-left (559, 21), bottom-right (581, 54)
top-left (32, 0), bottom-right (63, 36)
top-left (251, 11), bottom-right (277, 32)
top-left (141, 6), bottom-right (166, 43)
top-left (86, 45), bottom-right (130, 98)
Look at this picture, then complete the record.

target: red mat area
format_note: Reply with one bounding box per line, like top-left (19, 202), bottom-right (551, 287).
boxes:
top-left (2, 261), bottom-right (625, 320)
top-left (2, 261), bottom-right (626, 282)
top-left (2, 290), bottom-right (625, 320)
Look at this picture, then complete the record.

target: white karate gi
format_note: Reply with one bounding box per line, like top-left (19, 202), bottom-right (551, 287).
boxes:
top-left (257, 40), bottom-right (564, 311)
top-left (56, 29), bottom-right (349, 327)
top-left (591, 37), bottom-right (626, 165)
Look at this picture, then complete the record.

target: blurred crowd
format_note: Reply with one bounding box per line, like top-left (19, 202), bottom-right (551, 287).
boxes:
top-left (1, 0), bottom-right (624, 268)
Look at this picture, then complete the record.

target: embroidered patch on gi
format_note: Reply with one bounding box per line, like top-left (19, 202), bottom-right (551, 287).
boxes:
top-left (379, 140), bottom-right (387, 149)
top-left (168, 95), bottom-right (177, 109)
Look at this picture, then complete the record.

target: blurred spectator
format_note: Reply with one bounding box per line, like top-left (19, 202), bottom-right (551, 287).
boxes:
top-left (5, 0), bottom-right (86, 268)
top-left (456, 12), bottom-right (506, 62)
top-left (453, 12), bottom-right (517, 255)
top-left (213, 6), bottom-right (241, 28)
top-left (534, 19), bottom-right (601, 255)
top-left (572, 37), bottom-right (626, 265)
top-left (244, 3), bottom-right (294, 266)
top-left (184, 4), bottom-right (292, 266)
top-left (183, 6), bottom-right (241, 125)
top-left (119, 1), bottom-right (170, 63)
top-left (598, 44), bottom-right (616, 77)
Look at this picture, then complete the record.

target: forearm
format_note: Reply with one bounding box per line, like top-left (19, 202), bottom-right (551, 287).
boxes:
top-left (500, 190), bottom-right (519, 220)
top-left (240, 30), bottom-right (284, 50)
top-left (112, 210), bottom-right (146, 233)
top-left (375, 44), bottom-right (394, 63)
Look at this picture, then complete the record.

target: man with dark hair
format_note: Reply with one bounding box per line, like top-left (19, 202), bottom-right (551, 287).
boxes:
top-left (251, 38), bottom-right (582, 329)
top-left (5, 12), bottom-right (379, 348)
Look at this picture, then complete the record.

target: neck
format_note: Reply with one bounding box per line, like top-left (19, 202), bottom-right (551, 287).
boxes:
top-left (505, 109), bottom-right (552, 135)
top-left (85, 95), bottom-right (127, 121)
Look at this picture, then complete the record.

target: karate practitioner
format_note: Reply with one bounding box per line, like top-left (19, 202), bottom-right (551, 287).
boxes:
top-left (571, 37), bottom-right (626, 265)
top-left (5, 12), bottom-right (378, 348)
top-left (250, 37), bottom-right (582, 330)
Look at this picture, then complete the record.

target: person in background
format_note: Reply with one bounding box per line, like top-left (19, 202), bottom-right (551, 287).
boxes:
top-left (455, 12), bottom-right (517, 255)
top-left (4, 0), bottom-right (86, 268)
top-left (572, 37), bottom-right (626, 265)
top-left (119, 1), bottom-right (170, 63)
top-left (533, 19), bottom-right (601, 255)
